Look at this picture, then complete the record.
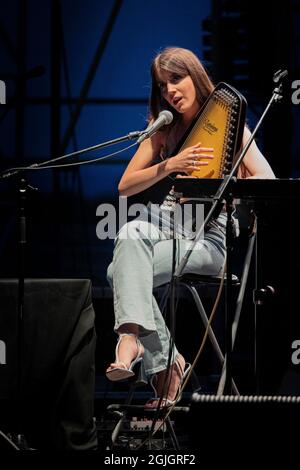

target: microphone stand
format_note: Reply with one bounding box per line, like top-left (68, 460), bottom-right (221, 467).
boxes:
top-left (0, 130), bottom-right (142, 180)
top-left (0, 126), bottom-right (146, 447)
top-left (173, 71), bottom-right (286, 394)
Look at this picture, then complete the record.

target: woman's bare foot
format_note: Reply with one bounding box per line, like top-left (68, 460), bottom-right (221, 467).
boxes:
top-left (145, 354), bottom-right (186, 409)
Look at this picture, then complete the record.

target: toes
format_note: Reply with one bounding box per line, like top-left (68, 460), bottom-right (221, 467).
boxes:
top-left (144, 399), bottom-right (170, 410)
top-left (106, 362), bottom-right (125, 372)
top-left (145, 399), bottom-right (158, 409)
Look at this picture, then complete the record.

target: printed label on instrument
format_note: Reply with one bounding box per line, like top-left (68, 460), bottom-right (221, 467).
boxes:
top-left (203, 118), bottom-right (218, 135)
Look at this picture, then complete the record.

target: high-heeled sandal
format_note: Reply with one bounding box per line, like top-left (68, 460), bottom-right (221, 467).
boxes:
top-left (106, 333), bottom-right (144, 382)
top-left (144, 354), bottom-right (191, 409)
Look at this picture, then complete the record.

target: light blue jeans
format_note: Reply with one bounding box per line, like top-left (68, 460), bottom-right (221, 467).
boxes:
top-left (107, 213), bottom-right (227, 376)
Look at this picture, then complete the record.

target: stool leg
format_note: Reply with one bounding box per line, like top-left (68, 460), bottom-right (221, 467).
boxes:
top-left (107, 361), bottom-right (147, 448)
top-left (217, 232), bottom-right (257, 395)
top-left (165, 416), bottom-right (180, 451)
top-left (232, 232), bottom-right (256, 349)
top-left (110, 411), bottom-right (125, 447)
top-left (183, 283), bottom-right (239, 395)
top-left (184, 284), bottom-right (224, 365)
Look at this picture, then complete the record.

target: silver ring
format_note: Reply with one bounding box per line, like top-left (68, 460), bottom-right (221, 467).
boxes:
top-left (193, 160), bottom-right (196, 166)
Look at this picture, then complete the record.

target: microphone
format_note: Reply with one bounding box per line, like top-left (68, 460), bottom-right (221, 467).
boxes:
top-left (137, 110), bottom-right (173, 143)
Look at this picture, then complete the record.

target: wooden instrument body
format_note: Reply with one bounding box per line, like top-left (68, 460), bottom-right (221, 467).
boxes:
top-left (174, 82), bottom-right (247, 178)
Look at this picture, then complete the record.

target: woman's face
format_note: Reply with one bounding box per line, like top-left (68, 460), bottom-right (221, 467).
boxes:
top-left (157, 70), bottom-right (199, 121)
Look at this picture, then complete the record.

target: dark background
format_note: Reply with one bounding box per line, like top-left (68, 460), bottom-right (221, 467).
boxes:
top-left (1, 0), bottom-right (300, 397)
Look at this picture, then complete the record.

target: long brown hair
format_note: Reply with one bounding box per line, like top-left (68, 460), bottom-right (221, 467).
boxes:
top-left (149, 47), bottom-right (214, 124)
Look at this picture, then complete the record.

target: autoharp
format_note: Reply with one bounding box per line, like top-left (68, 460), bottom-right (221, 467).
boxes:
top-left (176, 82), bottom-right (247, 178)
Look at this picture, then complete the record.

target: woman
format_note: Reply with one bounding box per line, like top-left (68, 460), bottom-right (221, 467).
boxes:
top-left (106, 47), bottom-right (275, 408)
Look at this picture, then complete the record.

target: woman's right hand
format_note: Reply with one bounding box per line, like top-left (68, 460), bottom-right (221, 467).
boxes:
top-left (165, 142), bottom-right (214, 175)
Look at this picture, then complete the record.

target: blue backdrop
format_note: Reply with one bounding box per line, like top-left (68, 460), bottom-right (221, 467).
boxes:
top-left (0, 0), bottom-right (299, 284)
